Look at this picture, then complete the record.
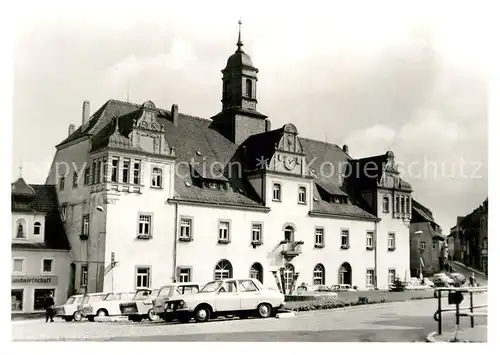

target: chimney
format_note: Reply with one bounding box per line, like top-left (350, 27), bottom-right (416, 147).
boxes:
top-left (82, 101), bottom-right (90, 125)
top-left (265, 120), bottom-right (271, 132)
top-left (342, 145), bottom-right (349, 154)
top-left (68, 124), bottom-right (75, 137)
top-left (171, 104), bottom-right (179, 127)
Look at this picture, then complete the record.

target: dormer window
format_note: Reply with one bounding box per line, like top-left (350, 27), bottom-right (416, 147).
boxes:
top-left (33, 222), bottom-right (41, 235)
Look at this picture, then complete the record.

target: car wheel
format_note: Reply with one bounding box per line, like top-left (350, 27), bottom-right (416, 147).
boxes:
top-left (64, 316), bottom-right (73, 322)
top-left (73, 311), bottom-right (83, 322)
top-left (148, 308), bottom-right (159, 322)
top-left (96, 309), bottom-right (108, 317)
top-left (194, 305), bottom-right (211, 323)
top-left (257, 303), bottom-right (272, 318)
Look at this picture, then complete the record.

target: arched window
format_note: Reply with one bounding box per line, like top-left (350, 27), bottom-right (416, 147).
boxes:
top-left (283, 264), bottom-right (295, 294)
top-left (246, 79), bottom-right (252, 98)
top-left (338, 262), bottom-right (352, 285)
top-left (382, 197), bottom-right (390, 213)
top-left (16, 219), bottom-right (26, 239)
top-left (284, 226), bottom-right (294, 242)
top-left (313, 264), bottom-right (325, 285)
top-left (249, 262), bottom-right (263, 283)
top-left (151, 167), bottom-right (163, 188)
top-left (214, 259), bottom-right (233, 280)
top-left (33, 222), bottom-right (41, 235)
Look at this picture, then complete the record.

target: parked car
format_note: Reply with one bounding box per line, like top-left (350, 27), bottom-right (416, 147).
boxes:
top-left (152, 283), bottom-right (200, 321)
top-left (119, 288), bottom-right (160, 322)
top-left (330, 284), bottom-right (357, 292)
top-left (294, 284), bottom-right (338, 297)
top-left (54, 294), bottom-right (85, 322)
top-left (449, 273), bottom-right (466, 287)
top-left (79, 292), bottom-right (133, 321)
top-left (432, 273), bottom-right (454, 287)
top-left (163, 278), bottom-right (285, 323)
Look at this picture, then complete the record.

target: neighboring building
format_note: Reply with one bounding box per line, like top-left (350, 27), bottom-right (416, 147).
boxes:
top-left (11, 178), bottom-right (71, 314)
top-left (44, 25), bottom-right (412, 294)
top-left (409, 200), bottom-right (445, 277)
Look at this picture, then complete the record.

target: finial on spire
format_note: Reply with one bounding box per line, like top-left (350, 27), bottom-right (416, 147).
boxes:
top-left (19, 161), bottom-right (23, 178)
top-left (236, 18), bottom-right (243, 52)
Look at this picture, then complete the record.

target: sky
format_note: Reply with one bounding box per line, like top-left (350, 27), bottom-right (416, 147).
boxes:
top-left (11, 0), bottom-right (489, 233)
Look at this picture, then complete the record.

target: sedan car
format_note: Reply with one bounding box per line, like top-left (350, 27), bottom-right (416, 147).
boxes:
top-left (54, 294), bottom-right (84, 322)
top-left (80, 292), bottom-right (135, 321)
top-left (330, 284), bottom-right (357, 292)
top-left (152, 283), bottom-right (200, 321)
top-left (119, 288), bottom-right (160, 322)
top-left (163, 278), bottom-right (284, 323)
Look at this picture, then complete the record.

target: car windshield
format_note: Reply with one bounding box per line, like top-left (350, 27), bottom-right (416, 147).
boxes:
top-left (133, 290), bottom-right (151, 300)
top-left (200, 281), bottom-right (223, 293)
top-left (104, 293), bottom-right (115, 301)
top-left (66, 297), bottom-right (76, 305)
top-left (158, 287), bottom-right (174, 298)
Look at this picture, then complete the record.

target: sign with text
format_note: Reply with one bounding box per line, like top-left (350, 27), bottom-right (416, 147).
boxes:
top-left (11, 275), bottom-right (58, 286)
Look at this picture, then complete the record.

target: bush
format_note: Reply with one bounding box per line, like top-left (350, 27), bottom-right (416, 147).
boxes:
top-left (286, 296), bottom-right (384, 312)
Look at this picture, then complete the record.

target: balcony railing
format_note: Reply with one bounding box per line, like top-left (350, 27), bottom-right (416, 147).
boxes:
top-left (281, 241), bottom-right (303, 260)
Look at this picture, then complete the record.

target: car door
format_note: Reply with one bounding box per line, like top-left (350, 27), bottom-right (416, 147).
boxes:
top-left (239, 280), bottom-right (261, 310)
top-left (213, 281), bottom-right (241, 312)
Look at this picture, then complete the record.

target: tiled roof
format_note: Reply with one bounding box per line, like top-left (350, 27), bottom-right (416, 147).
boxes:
top-left (11, 183), bottom-right (70, 250)
top-left (412, 200), bottom-right (434, 222)
top-left (11, 178), bottom-right (36, 197)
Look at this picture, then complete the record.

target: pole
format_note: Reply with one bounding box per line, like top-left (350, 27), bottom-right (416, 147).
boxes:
top-left (438, 290), bottom-right (442, 335)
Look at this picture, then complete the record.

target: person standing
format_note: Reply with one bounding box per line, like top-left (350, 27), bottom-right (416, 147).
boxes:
top-left (44, 291), bottom-right (55, 323)
top-left (469, 272), bottom-right (476, 287)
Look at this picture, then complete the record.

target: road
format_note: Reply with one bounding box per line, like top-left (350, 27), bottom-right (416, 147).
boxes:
top-left (12, 292), bottom-right (487, 342)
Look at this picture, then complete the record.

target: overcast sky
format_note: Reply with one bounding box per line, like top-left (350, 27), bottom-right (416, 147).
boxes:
top-left (12, 1), bottom-right (489, 233)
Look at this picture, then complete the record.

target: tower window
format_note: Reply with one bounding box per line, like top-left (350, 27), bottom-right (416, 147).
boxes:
top-left (223, 80), bottom-right (230, 99)
top-left (246, 79), bottom-right (252, 98)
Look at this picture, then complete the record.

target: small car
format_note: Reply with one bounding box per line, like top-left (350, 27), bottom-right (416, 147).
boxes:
top-left (83, 291), bottom-right (136, 320)
top-left (152, 283), bottom-right (200, 321)
top-left (330, 284), bottom-right (357, 292)
top-left (54, 294), bottom-right (85, 322)
top-left (119, 288), bottom-right (160, 322)
top-left (294, 284), bottom-right (337, 297)
top-left (78, 292), bottom-right (111, 321)
top-left (163, 278), bottom-right (285, 323)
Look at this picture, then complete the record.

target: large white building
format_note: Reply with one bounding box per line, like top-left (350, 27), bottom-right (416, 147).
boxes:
top-left (45, 27), bottom-right (413, 295)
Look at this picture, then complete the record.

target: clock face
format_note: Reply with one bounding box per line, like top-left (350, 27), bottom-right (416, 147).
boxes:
top-left (284, 156), bottom-right (296, 170)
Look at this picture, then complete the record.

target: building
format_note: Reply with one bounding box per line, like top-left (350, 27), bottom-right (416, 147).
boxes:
top-left (409, 200), bottom-right (445, 277)
top-left (11, 177), bottom-right (71, 314)
top-left (44, 24), bottom-right (413, 294)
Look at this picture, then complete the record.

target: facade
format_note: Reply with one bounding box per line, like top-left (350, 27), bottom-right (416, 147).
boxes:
top-left (409, 200), bottom-right (445, 277)
top-left (11, 178), bottom-right (71, 314)
top-left (45, 26), bottom-right (412, 294)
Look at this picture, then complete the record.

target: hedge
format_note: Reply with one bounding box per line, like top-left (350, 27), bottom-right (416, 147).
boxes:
top-left (284, 296), bottom-right (388, 312)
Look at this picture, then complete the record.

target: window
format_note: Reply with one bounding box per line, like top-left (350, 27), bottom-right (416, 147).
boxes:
top-left (91, 161), bottom-right (97, 184)
top-left (82, 215), bottom-right (90, 236)
top-left (401, 197), bottom-right (406, 214)
top-left (138, 214), bottom-right (152, 236)
top-left (11, 290), bottom-right (23, 311)
top-left (341, 229), bottom-right (349, 249)
top-left (72, 171), bottom-right (78, 188)
top-left (33, 222), bottom-right (41, 235)
top-left (218, 221), bottom-right (230, 242)
top-left (12, 258), bottom-right (24, 274)
top-left (122, 159), bottom-right (130, 183)
top-left (388, 269), bottom-right (396, 285)
top-left (395, 196), bottom-right (400, 213)
top-left (96, 160), bottom-right (101, 183)
top-left (81, 265), bottom-right (88, 287)
top-left (151, 167), bottom-right (162, 188)
top-left (214, 259), bottom-right (233, 280)
top-left (249, 263), bottom-right (263, 283)
top-left (223, 80), bottom-right (230, 99)
top-left (252, 223), bottom-right (262, 243)
top-left (383, 196), bottom-right (390, 213)
top-left (60, 204), bottom-right (67, 222)
top-left (111, 157), bottom-right (119, 182)
top-left (313, 264), bottom-right (325, 285)
top-left (298, 186), bottom-right (307, 204)
top-left (136, 267), bottom-right (151, 288)
top-left (432, 240), bottom-right (439, 250)
top-left (246, 78), bottom-right (252, 98)
top-left (272, 183), bottom-right (281, 201)
top-left (315, 227), bottom-right (324, 247)
top-left (179, 268), bottom-right (191, 283)
top-left (406, 197), bottom-right (411, 213)
top-left (84, 167), bottom-right (90, 185)
top-left (59, 175), bottom-right (65, 190)
top-left (366, 269), bottom-right (375, 287)
top-left (179, 217), bottom-right (192, 240)
top-left (420, 241), bottom-right (427, 250)
top-left (366, 231), bottom-right (374, 249)
top-left (34, 289), bottom-right (55, 311)
top-left (133, 161), bottom-right (141, 184)
top-left (284, 226), bottom-right (294, 242)
top-left (388, 233), bottom-right (396, 250)
top-left (239, 279), bottom-right (258, 292)
top-left (102, 158), bottom-right (108, 182)
top-left (283, 264), bottom-right (295, 294)
top-left (42, 259), bottom-right (54, 274)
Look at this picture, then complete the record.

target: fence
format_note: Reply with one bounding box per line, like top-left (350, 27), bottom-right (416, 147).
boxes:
top-left (433, 286), bottom-right (487, 336)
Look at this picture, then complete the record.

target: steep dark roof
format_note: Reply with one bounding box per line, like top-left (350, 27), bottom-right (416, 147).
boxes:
top-left (412, 200), bottom-right (435, 222)
top-left (11, 178), bottom-right (36, 197)
top-left (11, 184), bottom-right (70, 250)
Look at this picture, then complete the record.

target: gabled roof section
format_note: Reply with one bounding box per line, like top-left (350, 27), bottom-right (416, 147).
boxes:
top-left (412, 200), bottom-right (435, 222)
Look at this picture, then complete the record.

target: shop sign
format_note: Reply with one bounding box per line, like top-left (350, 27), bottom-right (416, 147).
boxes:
top-left (11, 275), bottom-right (58, 286)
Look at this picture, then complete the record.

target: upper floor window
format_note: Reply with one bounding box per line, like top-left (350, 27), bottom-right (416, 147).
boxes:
top-left (82, 215), bottom-right (90, 236)
top-left (341, 229), bottom-right (349, 249)
top-left (383, 197), bottom-right (390, 213)
top-left (60, 204), bottom-right (67, 222)
top-left (252, 223), bottom-right (262, 244)
top-left (33, 222), bottom-right (41, 235)
top-left (135, 266), bottom-right (151, 289)
top-left (366, 231), bottom-right (374, 249)
top-left (91, 162), bottom-right (97, 184)
top-left (273, 183), bottom-right (281, 202)
top-left (388, 233), bottom-right (396, 250)
top-left (395, 196), bottom-right (400, 213)
top-left (284, 226), bottom-right (294, 242)
top-left (218, 221), bottom-right (230, 243)
top-left (245, 79), bottom-right (252, 98)
top-left (401, 197), bottom-right (406, 214)
top-left (315, 227), bottom-right (324, 247)
top-left (84, 167), bottom-right (90, 185)
top-left (59, 175), bottom-right (65, 190)
top-left (420, 241), bottom-right (426, 250)
top-left (482, 238), bottom-right (488, 249)
top-left (406, 197), bottom-right (411, 213)
top-left (15, 219), bottom-right (26, 239)
top-left (151, 167), bottom-right (163, 188)
top-left (102, 158), bottom-right (108, 182)
top-left (138, 214), bottom-right (152, 237)
top-left (72, 171), bottom-right (78, 188)
top-left (432, 239), bottom-right (439, 249)
top-left (42, 259), bottom-right (54, 274)
top-left (133, 161), bottom-right (141, 185)
top-left (96, 160), bottom-right (101, 183)
top-left (180, 217), bottom-right (192, 241)
top-left (111, 157), bottom-right (119, 182)
top-left (122, 159), bottom-right (130, 183)
top-left (12, 258), bottom-right (25, 274)
top-left (298, 186), bottom-right (307, 204)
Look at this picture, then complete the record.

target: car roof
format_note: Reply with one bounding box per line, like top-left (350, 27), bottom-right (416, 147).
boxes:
top-left (160, 283), bottom-right (199, 288)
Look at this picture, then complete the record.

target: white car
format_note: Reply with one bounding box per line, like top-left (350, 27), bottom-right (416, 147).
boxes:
top-left (164, 278), bottom-right (285, 323)
top-left (81, 292), bottom-right (135, 321)
top-left (119, 288), bottom-right (160, 322)
top-left (331, 284), bottom-right (357, 292)
top-left (152, 283), bottom-right (200, 321)
top-left (294, 284), bottom-right (338, 297)
top-left (54, 294), bottom-right (85, 322)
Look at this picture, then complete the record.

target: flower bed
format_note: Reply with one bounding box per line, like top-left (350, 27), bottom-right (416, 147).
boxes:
top-left (284, 296), bottom-right (386, 312)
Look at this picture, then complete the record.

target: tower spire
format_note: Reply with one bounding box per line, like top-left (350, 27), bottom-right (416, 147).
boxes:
top-left (236, 18), bottom-right (243, 52)
top-left (19, 161), bottom-right (23, 178)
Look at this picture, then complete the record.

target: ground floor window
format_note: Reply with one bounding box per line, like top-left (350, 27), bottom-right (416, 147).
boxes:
top-left (179, 268), bottom-right (191, 283)
top-left (135, 267), bottom-right (151, 288)
top-left (366, 269), bottom-right (375, 287)
top-left (214, 259), bottom-right (233, 280)
top-left (33, 289), bottom-right (55, 311)
top-left (388, 269), bottom-right (396, 285)
top-left (11, 289), bottom-right (23, 311)
top-left (284, 264), bottom-right (295, 294)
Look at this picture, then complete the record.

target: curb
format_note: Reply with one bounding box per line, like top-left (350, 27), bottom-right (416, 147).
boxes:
top-left (94, 316), bottom-right (129, 323)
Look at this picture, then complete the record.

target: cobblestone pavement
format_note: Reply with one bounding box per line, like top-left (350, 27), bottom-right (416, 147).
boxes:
top-left (12, 293), bottom-right (487, 342)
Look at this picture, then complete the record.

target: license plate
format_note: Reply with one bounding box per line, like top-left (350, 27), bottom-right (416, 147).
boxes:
top-left (166, 308), bottom-right (174, 313)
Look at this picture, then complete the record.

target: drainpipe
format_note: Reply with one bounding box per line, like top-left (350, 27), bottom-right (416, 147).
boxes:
top-left (172, 200), bottom-right (179, 282)
top-left (374, 218), bottom-right (379, 289)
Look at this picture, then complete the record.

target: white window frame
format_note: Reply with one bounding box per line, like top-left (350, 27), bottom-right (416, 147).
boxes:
top-left (135, 266), bottom-right (151, 289)
top-left (298, 186), bottom-right (307, 204)
top-left (284, 225), bottom-right (295, 243)
top-left (111, 157), bottom-right (119, 182)
top-left (218, 220), bottom-right (231, 242)
top-left (432, 239), bottom-right (439, 249)
top-left (179, 217), bottom-right (193, 240)
top-left (251, 223), bottom-right (262, 243)
top-left (12, 258), bottom-right (25, 275)
top-left (151, 166), bottom-right (163, 188)
top-left (82, 215), bottom-right (90, 236)
top-left (366, 269), bottom-right (375, 287)
top-left (366, 231), bottom-right (374, 249)
top-left (388, 232), bottom-right (396, 250)
top-left (315, 227), bottom-right (324, 247)
top-left (132, 160), bottom-right (141, 185)
top-left (341, 229), bottom-right (349, 248)
top-left (272, 183), bottom-right (282, 202)
top-left (137, 213), bottom-right (153, 236)
top-left (420, 241), bottom-right (426, 250)
top-left (388, 268), bottom-right (396, 286)
top-left (41, 258), bottom-right (54, 275)
top-left (122, 158), bottom-right (130, 184)
top-left (313, 264), bottom-right (325, 285)
top-left (178, 267), bottom-right (191, 283)
top-left (33, 221), bottom-right (42, 235)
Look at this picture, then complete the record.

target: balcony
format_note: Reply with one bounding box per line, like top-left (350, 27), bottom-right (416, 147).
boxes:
top-left (281, 241), bottom-right (303, 261)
